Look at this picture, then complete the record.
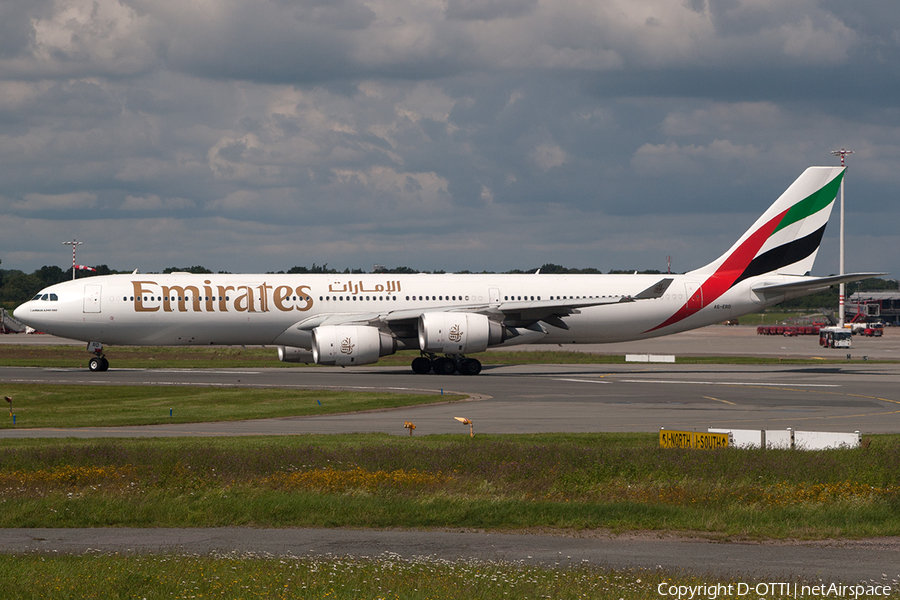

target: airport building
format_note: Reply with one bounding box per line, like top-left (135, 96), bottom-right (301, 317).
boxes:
top-left (847, 292), bottom-right (900, 325)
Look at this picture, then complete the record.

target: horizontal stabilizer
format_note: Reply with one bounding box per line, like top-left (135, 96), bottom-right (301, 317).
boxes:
top-left (753, 272), bottom-right (888, 295)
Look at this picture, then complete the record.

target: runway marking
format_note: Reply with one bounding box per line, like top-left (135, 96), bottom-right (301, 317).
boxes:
top-left (623, 386), bottom-right (900, 428)
top-left (154, 370), bottom-right (263, 375)
top-left (845, 392), bottom-right (900, 406)
top-left (703, 396), bottom-right (736, 405)
top-left (617, 379), bottom-right (839, 388)
top-left (554, 378), bottom-right (612, 384)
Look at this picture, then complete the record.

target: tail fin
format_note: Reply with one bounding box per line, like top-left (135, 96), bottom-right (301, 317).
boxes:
top-left (691, 166), bottom-right (844, 281)
top-left (647, 167), bottom-right (846, 334)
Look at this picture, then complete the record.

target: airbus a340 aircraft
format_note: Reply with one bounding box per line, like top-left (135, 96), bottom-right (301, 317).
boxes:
top-left (15, 166), bottom-right (880, 375)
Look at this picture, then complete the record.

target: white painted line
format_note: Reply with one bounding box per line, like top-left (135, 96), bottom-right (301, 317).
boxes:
top-left (554, 378), bottom-right (612, 384)
top-left (617, 379), bottom-right (839, 388)
top-left (154, 370), bottom-right (263, 375)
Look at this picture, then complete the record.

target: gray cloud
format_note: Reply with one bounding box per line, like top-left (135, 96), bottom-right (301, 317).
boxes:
top-left (0, 0), bottom-right (51, 59)
top-left (445, 0), bottom-right (539, 21)
top-left (0, 0), bottom-right (897, 278)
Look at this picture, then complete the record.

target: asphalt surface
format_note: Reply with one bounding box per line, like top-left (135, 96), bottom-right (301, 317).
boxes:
top-left (1, 360), bottom-right (899, 436)
top-left (1, 326), bottom-right (899, 584)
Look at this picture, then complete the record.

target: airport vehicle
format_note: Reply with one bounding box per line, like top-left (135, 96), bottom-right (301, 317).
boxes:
top-left (861, 322), bottom-right (884, 337)
top-left (14, 167), bottom-right (880, 374)
top-left (846, 314), bottom-right (885, 336)
top-left (757, 325), bottom-right (820, 336)
top-left (819, 326), bottom-right (853, 349)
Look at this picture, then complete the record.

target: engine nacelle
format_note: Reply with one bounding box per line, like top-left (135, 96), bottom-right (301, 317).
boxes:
top-left (277, 346), bottom-right (315, 363)
top-left (311, 325), bottom-right (396, 366)
top-left (417, 312), bottom-right (502, 355)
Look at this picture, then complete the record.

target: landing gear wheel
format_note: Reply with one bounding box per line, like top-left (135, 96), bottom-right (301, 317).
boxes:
top-left (88, 356), bottom-right (109, 372)
top-left (433, 357), bottom-right (456, 375)
top-left (459, 358), bottom-right (482, 375)
top-left (411, 356), bottom-right (433, 374)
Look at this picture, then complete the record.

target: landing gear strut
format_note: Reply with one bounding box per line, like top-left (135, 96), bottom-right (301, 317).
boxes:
top-left (87, 341), bottom-right (109, 372)
top-left (410, 353), bottom-right (482, 375)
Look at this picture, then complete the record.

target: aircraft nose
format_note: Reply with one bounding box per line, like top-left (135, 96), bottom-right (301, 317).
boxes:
top-left (12, 301), bottom-right (37, 326)
top-left (12, 303), bottom-right (28, 322)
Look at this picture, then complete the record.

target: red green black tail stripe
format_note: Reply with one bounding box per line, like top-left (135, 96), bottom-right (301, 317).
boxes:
top-left (645, 171), bottom-right (842, 333)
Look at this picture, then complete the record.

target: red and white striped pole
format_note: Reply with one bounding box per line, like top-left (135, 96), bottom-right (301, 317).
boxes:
top-left (62, 239), bottom-right (84, 281)
top-left (830, 149), bottom-right (854, 328)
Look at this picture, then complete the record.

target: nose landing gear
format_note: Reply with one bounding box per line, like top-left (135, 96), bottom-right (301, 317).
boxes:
top-left (87, 341), bottom-right (109, 372)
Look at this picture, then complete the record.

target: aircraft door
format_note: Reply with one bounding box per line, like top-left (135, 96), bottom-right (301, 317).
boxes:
top-left (489, 287), bottom-right (500, 304)
top-left (84, 284), bottom-right (102, 313)
top-left (685, 282), bottom-right (702, 314)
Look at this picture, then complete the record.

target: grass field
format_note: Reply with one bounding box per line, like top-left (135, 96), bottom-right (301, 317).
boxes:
top-left (2, 433), bottom-right (899, 539)
top-left (5, 344), bottom-right (644, 368)
top-left (0, 552), bottom-right (636, 600)
top-left (9, 552), bottom-right (895, 600)
top-left (0, 384), bottom-right (463, 428)
top-left (0, 343), bottom-right (880, 370)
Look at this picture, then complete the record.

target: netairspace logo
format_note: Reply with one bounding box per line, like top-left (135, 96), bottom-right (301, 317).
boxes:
top-left (656, 582), bottom-right (893, 599)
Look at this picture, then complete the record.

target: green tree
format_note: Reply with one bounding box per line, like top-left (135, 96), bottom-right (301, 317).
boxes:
top-left (286, 263), bottom-right (338, 274)
top-left (36, 265), bottom-right (65, 286)
top-left (163, 266), bottom-right (213, 274)
top-left (0, 270), bottom-right (42, 305)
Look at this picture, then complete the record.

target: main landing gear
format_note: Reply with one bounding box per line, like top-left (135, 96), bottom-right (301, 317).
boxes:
top-left (411, 353), bottom-right (482, 375)
top-left (87, 341), bottom-right (109, 372)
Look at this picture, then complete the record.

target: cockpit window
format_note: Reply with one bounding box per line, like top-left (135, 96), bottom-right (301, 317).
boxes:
top-left (32, 294), bottom-right (42, 301)
top-left (31, 293), bottom-right (59, 301)
top-left (50, 294), bottom-right (58, 301)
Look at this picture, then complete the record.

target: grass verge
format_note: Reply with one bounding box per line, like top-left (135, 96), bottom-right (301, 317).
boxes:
top-left (0, 344), bottom-right (888, 368)
top-left (0, 384), bottom-right (462, 428)
top-left (1, 433), bottom-right (899, 539)
top-left (14, 553), bottom-right (893, 600)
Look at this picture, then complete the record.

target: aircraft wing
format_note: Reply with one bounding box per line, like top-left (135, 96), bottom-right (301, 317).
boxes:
top-left (282, 277), bottom-right (675, 334)
top-left (383, 277), bottom-right (675, 330)
top-left (291, 312), bottom-right (386, 330)
top-left (280, 278), bottom-right (675, 337)
top-left (752, 273), bottom-right (888, 295)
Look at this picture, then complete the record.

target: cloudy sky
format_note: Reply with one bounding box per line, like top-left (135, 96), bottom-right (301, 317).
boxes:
top-left (1, 0), bottom-right (897, 277)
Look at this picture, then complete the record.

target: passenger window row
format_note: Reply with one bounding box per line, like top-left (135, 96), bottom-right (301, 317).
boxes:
top-left (108, 292), bottom-right (666, 304)
top-left (405, 295), bottom-right (470, 301)
top-left (548, 295), bottom-right (622, 300)
top-left (322, 296), bottom-right (397, 301)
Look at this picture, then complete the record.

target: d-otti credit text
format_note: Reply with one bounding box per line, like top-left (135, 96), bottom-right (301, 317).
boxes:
top-left (657, 582), bottom-right (893, 599)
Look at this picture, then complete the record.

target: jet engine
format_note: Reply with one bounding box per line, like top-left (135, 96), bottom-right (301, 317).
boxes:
top-left (311, 325), bottom-right (396, 366)
top-left (277, 346), bottom-right (314, 363)
top-left (417, 312), bottom-right (503, 354)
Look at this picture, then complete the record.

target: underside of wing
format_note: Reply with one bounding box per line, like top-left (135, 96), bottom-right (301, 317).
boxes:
top-left (752, 272), bottom-right (887, 296)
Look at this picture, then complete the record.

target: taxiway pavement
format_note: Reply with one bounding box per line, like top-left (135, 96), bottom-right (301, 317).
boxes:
top-left (1, 360), bottom-right (899, 437)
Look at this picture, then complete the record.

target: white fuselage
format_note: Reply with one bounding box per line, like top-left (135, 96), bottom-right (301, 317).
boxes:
top-left (14, 271), bottom-right (788, 348)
